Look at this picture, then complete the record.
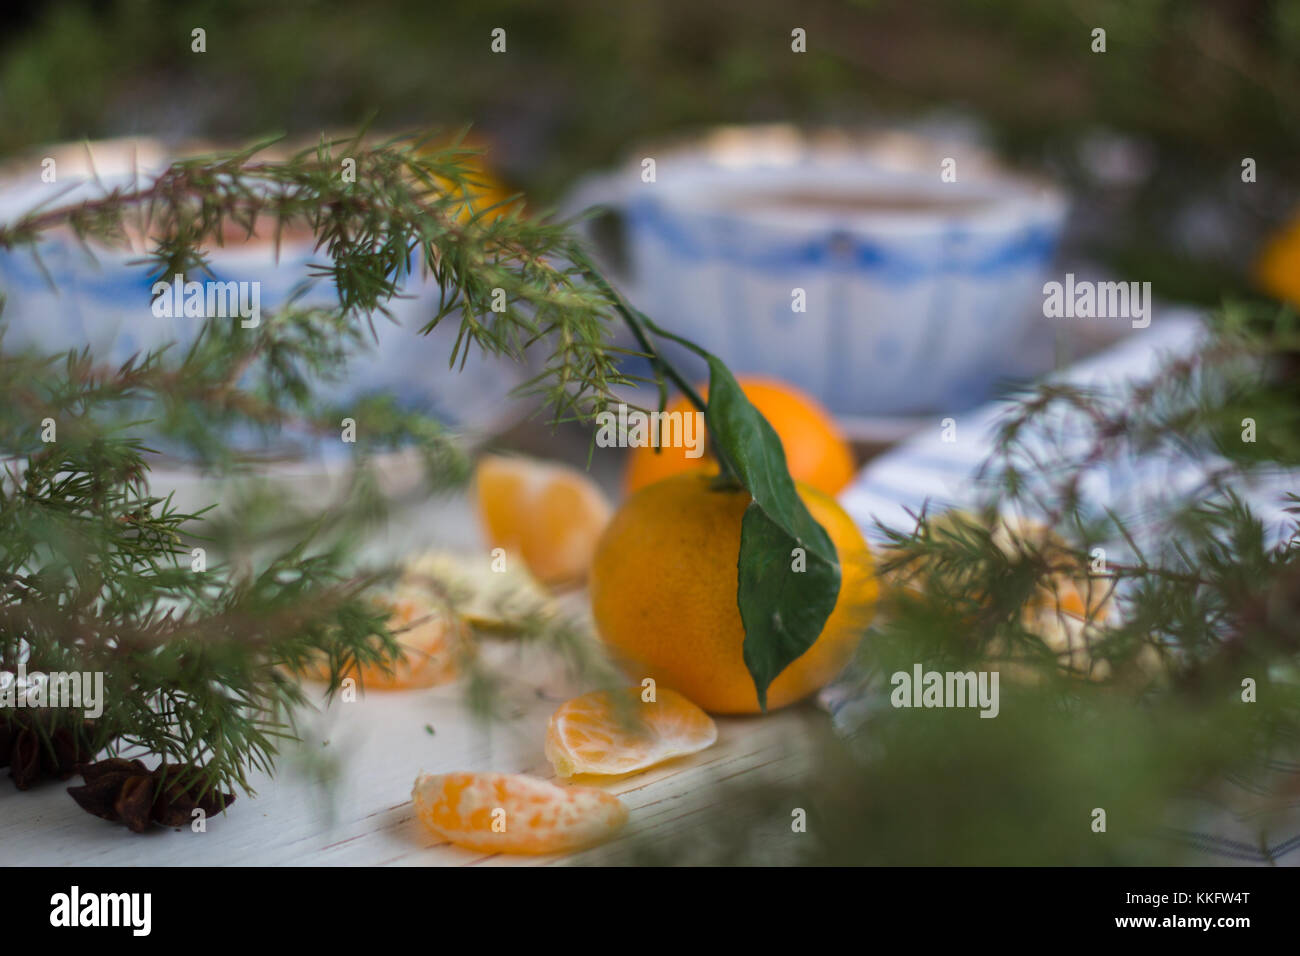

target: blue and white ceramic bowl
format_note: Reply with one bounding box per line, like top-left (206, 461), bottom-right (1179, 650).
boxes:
top-left (567, 127), bottom-right (1068, 417)
top-left (0, 138), bottom-right (529, 456)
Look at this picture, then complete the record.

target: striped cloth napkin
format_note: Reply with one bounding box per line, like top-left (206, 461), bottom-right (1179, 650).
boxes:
top-left (827, 309), bottom-right (1300, 863)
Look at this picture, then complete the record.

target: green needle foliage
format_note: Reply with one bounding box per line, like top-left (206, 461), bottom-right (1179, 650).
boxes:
top-left (0, 129), bottom-right (841, 822)
top-left (0, 130), bottom-right (645, 805)
top-left (616, 302), bottom-right (1300, 865)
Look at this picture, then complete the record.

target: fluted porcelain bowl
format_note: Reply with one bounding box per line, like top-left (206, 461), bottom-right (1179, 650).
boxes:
top-left (0, 138), bottom-right (529, 458)
top-left (566, 126), bottom-right (1068, 418)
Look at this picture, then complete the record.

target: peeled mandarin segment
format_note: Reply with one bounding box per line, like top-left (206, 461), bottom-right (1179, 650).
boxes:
top-left (355, 598), bottom-right (460, 689)
top-left (411, 772), bottom-right (627, 855)
top-left (545, 687), bottom-right (718, 777)
top-left (357, 624), bottom-right (461, 690)
top-left (475, 456), bottom-right (532, 552)
top-left (299, 593), bottom-right (462, 690)
top-left (473, 454), bottom-right (612, 587)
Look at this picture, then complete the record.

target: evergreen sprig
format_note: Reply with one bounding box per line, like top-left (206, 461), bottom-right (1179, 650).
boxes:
top-left (0, 129), bottom-right (843, 824)
top-left (0, 131), bottom-right (643, 807)
top-left (618, 301), bottom-right (1300, 865)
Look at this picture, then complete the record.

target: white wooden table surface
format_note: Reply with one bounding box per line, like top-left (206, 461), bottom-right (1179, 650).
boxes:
top-left (1, 483), bottom-right (822, 866)
top-left (0, 677), bottom-right (819, 866)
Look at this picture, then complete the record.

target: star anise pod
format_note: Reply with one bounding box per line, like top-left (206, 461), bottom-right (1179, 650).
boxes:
top-left (0, 713), bottom-right (97, 790)
top-left (67, 758), bottom-right (236, 833)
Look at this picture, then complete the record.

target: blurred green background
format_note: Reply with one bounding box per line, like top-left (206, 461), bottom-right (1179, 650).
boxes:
top-left (3, 0), bottom-right (1298, 305)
